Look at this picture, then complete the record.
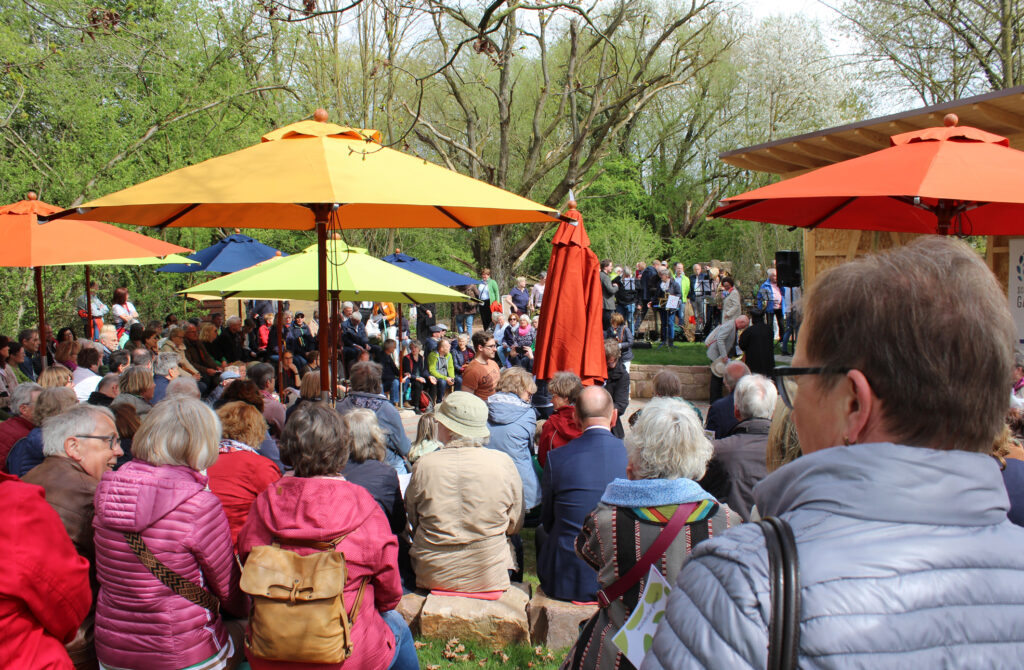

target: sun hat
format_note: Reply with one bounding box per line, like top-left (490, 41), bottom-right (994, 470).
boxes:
top-left (435, 391), bottom-right (490, 439)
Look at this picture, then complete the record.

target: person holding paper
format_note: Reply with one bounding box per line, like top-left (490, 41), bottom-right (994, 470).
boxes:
top-left (654, 269), bottom-right (681, 348)
top-left (563, 397), bottom-right (736, 670)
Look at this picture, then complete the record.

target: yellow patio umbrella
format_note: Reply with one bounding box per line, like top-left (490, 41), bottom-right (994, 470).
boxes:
top-left (48, 109), bottom-right (561, 398)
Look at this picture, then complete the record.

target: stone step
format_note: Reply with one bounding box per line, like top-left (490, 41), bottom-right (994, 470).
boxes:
top-left (419, 587), bottom-right (530, 647)
top-left (526, 587), bottom-right (599, 650)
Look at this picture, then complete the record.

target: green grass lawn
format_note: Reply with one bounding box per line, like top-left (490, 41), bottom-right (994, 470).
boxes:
top-left (630, 342), bottom-right (709, 366)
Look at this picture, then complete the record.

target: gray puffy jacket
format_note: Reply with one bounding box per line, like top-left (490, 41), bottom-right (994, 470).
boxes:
top-left (642, 442), bottom-right (1024, 670)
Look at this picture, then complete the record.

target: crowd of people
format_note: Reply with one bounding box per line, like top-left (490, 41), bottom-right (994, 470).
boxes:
top-left (5, 237), bottom-right (1024, 669)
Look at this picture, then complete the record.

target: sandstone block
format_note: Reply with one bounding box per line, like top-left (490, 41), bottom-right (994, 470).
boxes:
top-left (396, 592), bottom-right (427, 635)
top-left (527, 587), bottom-right (598, 650)
top-left (419, 587), bottom-right (530, 647)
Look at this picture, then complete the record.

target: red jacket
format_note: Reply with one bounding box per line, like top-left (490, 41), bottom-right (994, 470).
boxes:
top-left (238, 476), bottom-right (402, 670)
top-left (0, 415), bottom-right (33, 471)
top-left (537, 405), bottom-right (583, 468)
top-left (207, 444), bottom-right (281, 546)
top-left (0, 472), bottom-right (92, 669)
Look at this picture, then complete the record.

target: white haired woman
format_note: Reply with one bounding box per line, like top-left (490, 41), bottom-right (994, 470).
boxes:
top-left (564, 397), bottom-right (735, 670)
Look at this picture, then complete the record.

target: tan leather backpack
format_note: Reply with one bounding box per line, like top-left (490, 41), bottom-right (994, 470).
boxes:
top-left (240, 536), bottom-right (368, 663)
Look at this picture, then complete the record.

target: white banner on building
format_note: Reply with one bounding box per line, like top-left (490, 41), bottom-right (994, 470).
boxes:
top-left (1009, 238), bottom-right (1024, 347)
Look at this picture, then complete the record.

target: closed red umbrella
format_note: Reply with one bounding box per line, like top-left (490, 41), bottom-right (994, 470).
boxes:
top-left (533, 202), bottom-right (606, 384)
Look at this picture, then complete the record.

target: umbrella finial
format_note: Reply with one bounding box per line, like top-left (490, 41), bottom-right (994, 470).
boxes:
top-left (567, 199), bottom-right (578, 211)
top-left (314, 108), bottom-right (329, 123)
top-left (944, 113), bottom-right (959, 127)
top-left (26, 191), bottom-right (37, 201)
top-left (274, 251), bottom-right (282, 256)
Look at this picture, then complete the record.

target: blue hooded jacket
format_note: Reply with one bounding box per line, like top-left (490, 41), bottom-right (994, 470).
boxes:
top-left (486, 392), bottom-right (540, 509)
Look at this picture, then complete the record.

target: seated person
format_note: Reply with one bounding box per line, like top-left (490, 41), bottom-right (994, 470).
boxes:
top-left (238, 403), bottom-right (417, 670)
top-left (110, 365), bottom-right (155, 418)
top-left (6, 387), bottom-right (78, 477)
top-left (426, 338), bottom-right (456, 404)
top-left (564, 398), bottom-right (736, 669)
top-left (486, 367), bottom-right (540, 511)
top-left (208, 401), bottom-right (281, 545)
top-left (406, 392), bottom-right (523, 593)
top-left (537, 371), bottom-right (583, 468)
top-left (22, 404), bottom-right (121, 669)
top-left (340, 408), bottom-right (406, 537)
top-left (336, 361), bottom-right (411, 474)
top-left (503, 314), bottom-right (536, 371)
top-left (0, 468), bottom-right (92, 670)
top-left (538, 386), bottom-right (628, 602)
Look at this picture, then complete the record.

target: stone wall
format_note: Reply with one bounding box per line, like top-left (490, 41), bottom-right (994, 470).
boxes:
top-left (629, 364), bottom-right (710, 401)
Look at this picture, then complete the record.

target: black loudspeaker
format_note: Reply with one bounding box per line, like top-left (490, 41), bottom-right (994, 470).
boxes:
top-left (775, 250), bottom-right (801, 288)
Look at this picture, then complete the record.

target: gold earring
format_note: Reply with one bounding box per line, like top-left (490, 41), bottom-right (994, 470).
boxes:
top-left (842, 436), bottom-right (853, 446)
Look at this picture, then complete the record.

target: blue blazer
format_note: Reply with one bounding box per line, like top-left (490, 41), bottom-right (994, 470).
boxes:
top-left (538, 427), bottom-right (628, 602)
top-left (705, 393), bottom-right (739, 439)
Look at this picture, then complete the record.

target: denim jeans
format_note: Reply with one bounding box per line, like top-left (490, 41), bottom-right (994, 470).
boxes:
top-left (659, 308), bottom-right (674, 345)
top-left (455, 313), bottom-right (474, 334)
top-left (383, 609), bottom-right (420, 670)
top-left (616, 303), bottom-right (636, 331)
top-left (388, 378), bottom-right (401, 404)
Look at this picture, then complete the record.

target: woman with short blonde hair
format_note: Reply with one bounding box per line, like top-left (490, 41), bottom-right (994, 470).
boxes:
top-left (39, 364), bottom-right (73, 389)
top-left (341, 408), bottom-right (406, 537)
top-left (112, 366), bottom-right (155, 417)
top-left (92, 397), bottom-right (246, 670)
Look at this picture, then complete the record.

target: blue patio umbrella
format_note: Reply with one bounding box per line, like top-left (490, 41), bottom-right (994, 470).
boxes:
top-left (381, 252), bottom-right (478, 287)
top-left (158, 233), bottom-right (285, 273)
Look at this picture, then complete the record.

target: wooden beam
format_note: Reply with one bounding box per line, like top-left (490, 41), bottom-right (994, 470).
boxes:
top-left (823, 134), bottom-right (878, 156)
top-left (765, 146), bottom-right (830, 169)
top-left (972, 102), bottom-right (1024, 131)
top-left (793, 139), bottom-right (855, 163)
top-left (722, 156), bottom-right (769, 172)
top-left (742, 152), bottom-right (800, 174)
top-left (888, 120), bottom-right (922, 133)
top-left (854, 127), bottom-right (892, 145)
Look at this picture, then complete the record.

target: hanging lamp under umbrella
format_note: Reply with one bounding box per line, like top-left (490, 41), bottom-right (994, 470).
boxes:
top-left (48, 109), bottom-right (561, 398)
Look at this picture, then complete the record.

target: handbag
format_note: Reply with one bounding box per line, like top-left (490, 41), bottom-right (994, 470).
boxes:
top-left (758, 516), bottom-right (800, 670)
top-left (123, 531), bottom-right (220, 612)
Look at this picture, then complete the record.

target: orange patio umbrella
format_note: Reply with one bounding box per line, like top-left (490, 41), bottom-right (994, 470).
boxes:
top-left (48, 109), bottom-right (561, 398)
top-left (0, 192), bottom-right (189, 353)
top-left (533, 201), bottom-right (607, 384)
top-left (711, 114), bottom-right (1024, 236)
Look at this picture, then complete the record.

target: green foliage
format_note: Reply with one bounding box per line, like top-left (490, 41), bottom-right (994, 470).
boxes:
top-left (631, 343), bottom-right (711, 367)
top-left (412, 636), bottom-right (565, 670)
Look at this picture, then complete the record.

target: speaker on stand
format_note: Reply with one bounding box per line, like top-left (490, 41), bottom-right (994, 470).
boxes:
top-left (775, 250), bottom-right (801, 288)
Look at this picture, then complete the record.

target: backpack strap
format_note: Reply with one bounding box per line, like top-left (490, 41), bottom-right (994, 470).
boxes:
top-left (123, 531), bottom-right (220, 613)
top-left (759, 516), bottom-right (800, 670)
top-left (272, 535), bottom-right (346, 551)
top-left (596, 505), bottom-right (689, 608)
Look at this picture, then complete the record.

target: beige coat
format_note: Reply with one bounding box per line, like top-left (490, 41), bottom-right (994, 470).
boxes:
top-left (406, 440), bottom-right (524, 592)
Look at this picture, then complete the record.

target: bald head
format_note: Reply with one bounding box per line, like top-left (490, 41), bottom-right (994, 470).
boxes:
top-left (735, 315), bottom-right (750, 330)
top-left (723, 361), bottom-right (750, 393)
top-left (576, 386), bottom-right (616, 429)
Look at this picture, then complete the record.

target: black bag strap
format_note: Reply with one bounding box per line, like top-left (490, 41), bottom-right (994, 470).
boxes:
top-left (758, 516), bottom-right (800, 670)
top-left (124, 531), bottom-right (220, 613)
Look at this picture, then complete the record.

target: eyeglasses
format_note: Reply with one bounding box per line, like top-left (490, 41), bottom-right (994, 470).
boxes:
top-left (772, 366), bottom-right (851, 410)
top-left (76, 434), bottom-right (120, 450)
top-left (483, 343), bottom-right (497, 349)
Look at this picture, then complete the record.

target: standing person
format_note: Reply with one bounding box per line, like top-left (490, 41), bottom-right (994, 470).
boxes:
top-left (647, 236), bottom-right (1024, 668)
top-left (756, 268), bottom-right (786, 343)
top-left (738, 310), bottom-right (776, 377)
top-left (416, 303), bottom-right (436, 344)
top-left (238, 403), bottom-right (417, 670)
top-left (721, 276), bottom-right (741, 324)
top-left (673, 262), bottom-right (691, 336)
top-left (109, 287), bottom-right (139, 332)
top-left (454, 284), bottom-right (479, 335)
top-left (599, 260), bottom-right (618, 332)
top-left (705, 316), bottom-right (750, 403)
top-left (510, 276), bottom-right (531, 316)
top-left (780, 284), bottom-right (802, 356)
top-left (76, 280), bottom-right (108, 340)
top-left (539, 387), bottom-right (628, 602)
top-left (477, 268), bottom-right (500, 332)
top-left (461, 331), bottom-right (501, 401)
top-left (655, 269), bottom-right (681, 348)
top-left (638, 261), bottom-right (659, 336)
top-left (604, 339), bottom-right (630, 439)
top-left (607, 312), bottom-right (634, 372)
top-left (529, 271), bottom-right (546, 315)
top-left (690, 264), bottom-right (710, 336)
top-left (91, 398), bottom-right (246, 670)
top-left (613, 269), bottom-right (637, 329)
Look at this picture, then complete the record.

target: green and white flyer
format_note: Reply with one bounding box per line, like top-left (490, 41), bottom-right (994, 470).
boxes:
top-left (611, 566), bottom-right (671, 668)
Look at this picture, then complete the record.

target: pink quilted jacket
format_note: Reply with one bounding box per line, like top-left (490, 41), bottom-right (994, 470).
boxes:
top-left (92, 460), bottom-right (246, 669)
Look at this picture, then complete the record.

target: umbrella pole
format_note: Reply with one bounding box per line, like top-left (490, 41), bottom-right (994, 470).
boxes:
top-left (276, 301), bottom-right (284, 397)
top-left (85, 265), bottom-right (94, 340)
top-left (35, 266), bottom-right (48, 370)
top-left (330, 291), bottom-right (340, 401)
top-left (314, 209), bottom-right (331, 402)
